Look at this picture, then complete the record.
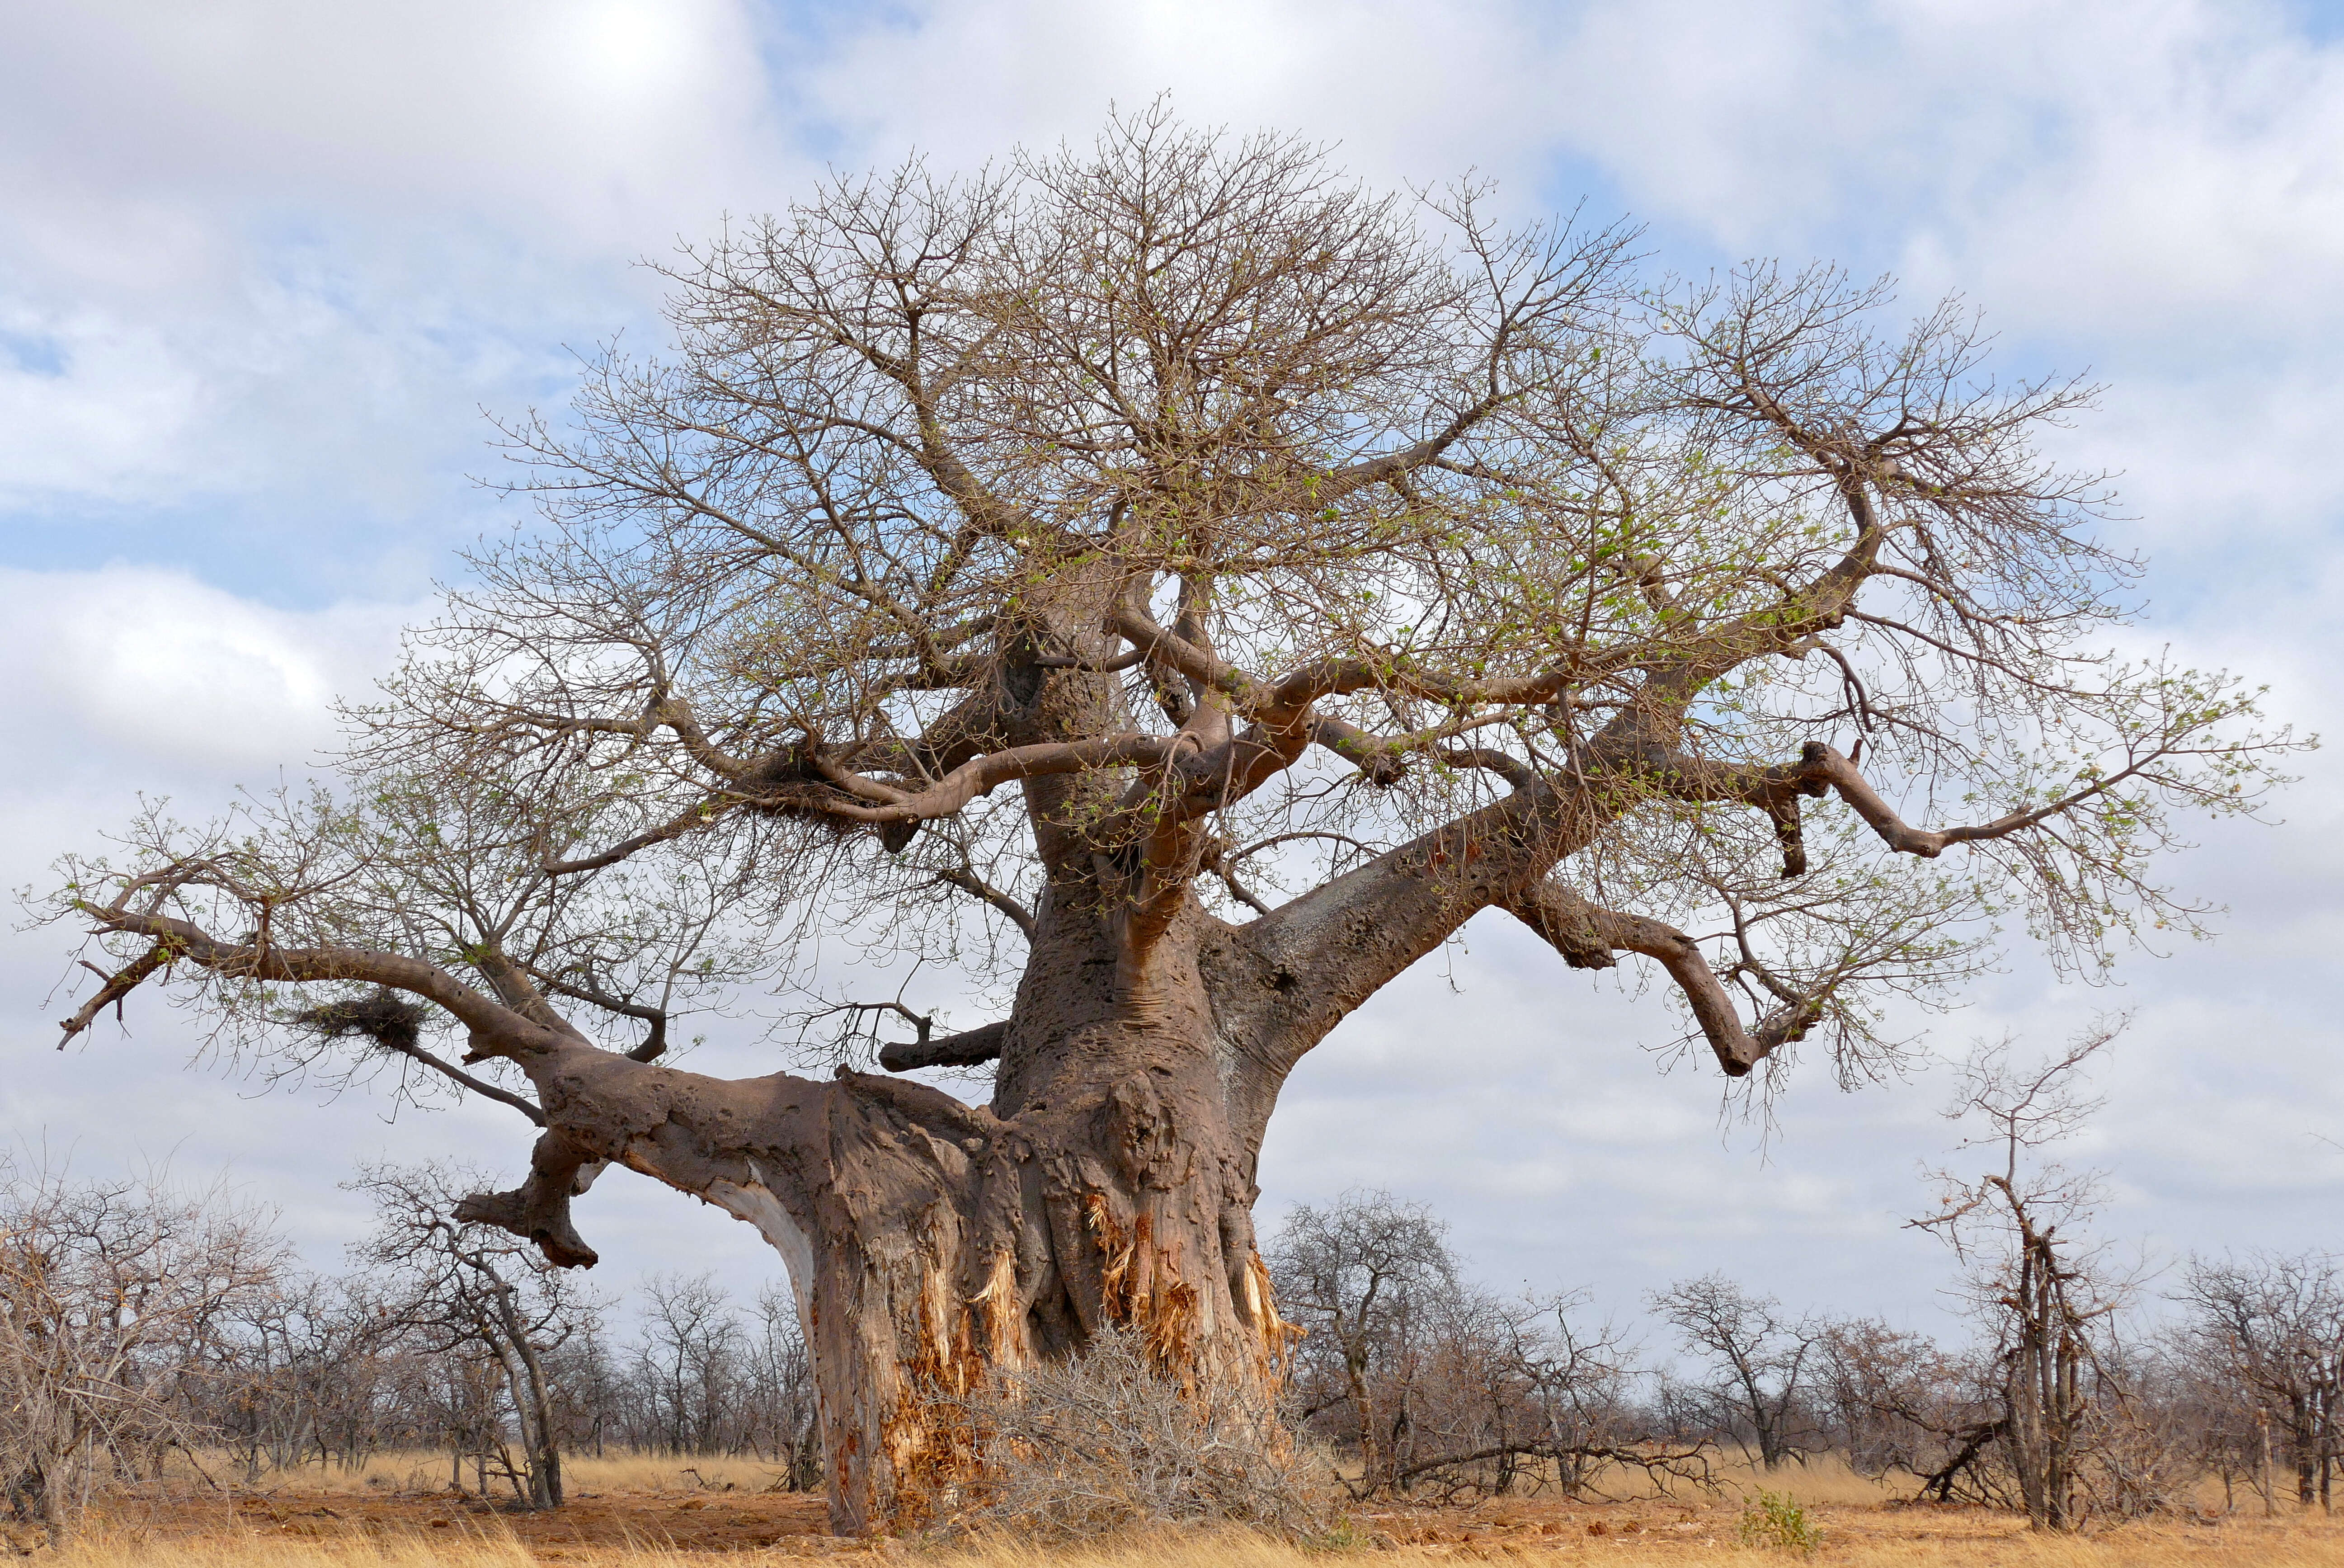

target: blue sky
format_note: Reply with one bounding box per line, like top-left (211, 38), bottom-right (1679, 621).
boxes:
top-left (4, 0), bottom-right (2341, 1334)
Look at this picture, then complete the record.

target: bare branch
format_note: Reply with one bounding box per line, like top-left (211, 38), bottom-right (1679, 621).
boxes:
top-left (1505, 880), bottom-right (1825, 1077)
top-left (53, 942), bottom-right (170, 1047)
top-left (932, 868), bottom-right (1037, 942)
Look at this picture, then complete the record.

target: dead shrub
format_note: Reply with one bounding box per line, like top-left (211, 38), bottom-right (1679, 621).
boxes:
top-left (941, 1325), bottom-right (1330, 1540)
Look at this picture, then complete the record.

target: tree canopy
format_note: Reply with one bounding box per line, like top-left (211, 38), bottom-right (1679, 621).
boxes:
top-left (52, 110), bottom-right (2292, 1092)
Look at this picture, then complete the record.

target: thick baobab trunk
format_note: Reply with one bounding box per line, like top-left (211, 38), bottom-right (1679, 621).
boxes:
top-left (474, 896), bottom-right (1293, 1534)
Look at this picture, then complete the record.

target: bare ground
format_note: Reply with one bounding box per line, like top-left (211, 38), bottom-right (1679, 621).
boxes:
top-left (29, 1465), bottom-right (2344, 1565)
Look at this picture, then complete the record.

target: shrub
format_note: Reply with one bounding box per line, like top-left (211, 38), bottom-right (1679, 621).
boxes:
top-left (1737, 1489), bottom-right (1819, 1555)
top-left (946, 1325), bottom-right (1329, 1540)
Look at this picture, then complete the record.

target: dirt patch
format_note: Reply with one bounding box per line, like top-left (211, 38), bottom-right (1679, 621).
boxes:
top-left (92, 1484), bottom-right (839, 1557)
top-left (68, 1480), bottom-right (2344, 1564)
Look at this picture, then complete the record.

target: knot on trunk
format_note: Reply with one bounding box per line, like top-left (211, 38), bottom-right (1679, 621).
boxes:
top-left (1102, 1074), bottom-right (1186, 1189)
top-left (1513, 898), bottom-right (1615, 970)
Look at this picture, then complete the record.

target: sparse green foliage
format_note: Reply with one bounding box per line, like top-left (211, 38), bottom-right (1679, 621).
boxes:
top-left (1738, 1489), bottom-right (1820, 1554)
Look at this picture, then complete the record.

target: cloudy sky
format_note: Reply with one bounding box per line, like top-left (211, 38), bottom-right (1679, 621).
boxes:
top-left (4, 0), bottom-right (2340, 1337)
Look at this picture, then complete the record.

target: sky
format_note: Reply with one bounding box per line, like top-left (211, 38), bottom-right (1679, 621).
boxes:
top-left (3, 0), bottom-right (2341, 1344)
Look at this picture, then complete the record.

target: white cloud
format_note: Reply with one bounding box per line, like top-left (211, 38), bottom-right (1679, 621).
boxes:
top-left (795, 0), bottom-right (1568, 200)
top-left (793, 0), bottom-right (2344, 341)
top-left (0, 0), bottom-right (810, 520)
top-left (0, 566), bottom-right (413, 778)
top-left (2, 0), bottom-right (787, 250)
top-left (1885, 2), bottom-right (2344, 351)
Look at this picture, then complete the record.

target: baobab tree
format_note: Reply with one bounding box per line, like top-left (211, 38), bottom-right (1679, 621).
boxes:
top-left (42, 109), bottom-right (2297, 1530)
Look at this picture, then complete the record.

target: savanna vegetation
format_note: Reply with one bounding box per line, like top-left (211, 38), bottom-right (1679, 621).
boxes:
top-left (7, 1034), bottom-right (2341, 1554)
top-left (24, 106), bottom-right (2322, 1555)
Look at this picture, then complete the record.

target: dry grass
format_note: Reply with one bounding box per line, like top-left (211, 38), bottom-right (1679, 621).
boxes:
top-left (191, 1450), bottom-right (804, 1497)
top-left (217, 1450), bottom-right (1898, 1507)
top-left (36, 1534), bottom-right (544, 1568)
top-left (21, 1456), bottom-right (2344, 1565)
top-left (24, 1511), bottom-right (2344, 1567)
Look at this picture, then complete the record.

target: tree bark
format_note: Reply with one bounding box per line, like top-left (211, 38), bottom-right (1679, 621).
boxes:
top-left (474, 890), bottom-right (1295, 1533)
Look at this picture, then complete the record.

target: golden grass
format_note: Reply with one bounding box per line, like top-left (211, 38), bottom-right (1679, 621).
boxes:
top-left (29, 1452), bottom-right (2344, 1565)
top-left (43, 1533), bottom-right (542, 1568)
top-left (33, 1513), bottom-right (2344, 1567)
top-left (190, 1450), bottom-right (802, 1497)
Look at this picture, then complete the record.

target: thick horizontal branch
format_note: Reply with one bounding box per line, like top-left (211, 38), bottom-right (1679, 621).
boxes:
top-left (1304, 716), bottom-right (1408, 786)
top-left (1776, 739), bottom-right (2186, 861)
top-left (878, 1019), bottom-right (1008, 1073)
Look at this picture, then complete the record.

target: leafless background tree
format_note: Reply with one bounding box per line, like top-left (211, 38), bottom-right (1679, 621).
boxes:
top-left (40, 105), bottom-right (2301, 1528)
top-left (1807, 1314), bottom-right (1996, 1499)
top-left (1271, 1189), bottom-right (1457, 1493)
top-left (1906, 1022), bottom-right (2184, 1529)
top-left (1649, 1273), bottom-right (1823, 1472)
top-left (2175, 1251), bottom-right (2344, 1512)
top-left (5, 1141), bottom-right (2340, 1538)
top-left (1273, 1190), bottom-right (1704, 1502)
top-left (207, 1271), bottom-right (402, 1484)
top-left (0, 1161), bottom-right (285, 1546)
top-left (612, 1271), bottom-right (819, 1482)
top-left (347, 1162), bottom-right (606, 1509)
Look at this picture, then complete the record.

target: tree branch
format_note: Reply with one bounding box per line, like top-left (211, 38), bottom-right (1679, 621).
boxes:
top-left (524, 967), bottom-right (670, 1062)
top-left (879, 1018), bottom-right (1008, 1073)
top-left (1504, 879), bottom-right (1823, 1077)
top-left (298, 990), bottom-right (551, 1125)
top-left (548, 734), bottom-right (1176, 876)
top-left (54, 943), bottom-right (170, 1048)
top-left (1792, 741), bottom-right (2170, 860)
top-left (69, 903), bottom-right (570, 1063)
top-left (1113, 588), bottom-right (1626, 729)
top-left (932, 869), bottom-right (1037, 942)
top-left (544, 799), bottom-right (742, 876)
top-left (451, 1130), bottom-right (605, 1268)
